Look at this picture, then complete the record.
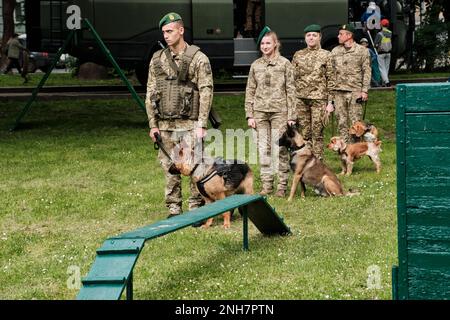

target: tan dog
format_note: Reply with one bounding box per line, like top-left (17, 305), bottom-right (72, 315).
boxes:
top-left (349, 121), bottom-right (379, 142)
top-left (168, 141), bottom-right (253, 228)
top-left (327, 136), bottom-right (382, 175)
top-left (278, 125), bottom-right (346, 201)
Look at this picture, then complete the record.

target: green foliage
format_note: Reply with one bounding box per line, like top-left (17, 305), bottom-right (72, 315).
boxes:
top-left (0, 91), bottom-right (397, 299)
top-left (413, 21), bottom-right (450, 71)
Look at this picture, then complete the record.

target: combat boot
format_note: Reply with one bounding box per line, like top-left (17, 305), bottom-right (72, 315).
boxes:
top-left (274, 189), bottom-right (286, 198)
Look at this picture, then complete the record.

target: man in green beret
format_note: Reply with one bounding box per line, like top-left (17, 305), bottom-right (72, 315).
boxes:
top-left (145, 12), bottom-right (214, 218)
top-left (329, 24), bottom-right (371, 143)
top-left (291, 24), bottom-right (335, 159)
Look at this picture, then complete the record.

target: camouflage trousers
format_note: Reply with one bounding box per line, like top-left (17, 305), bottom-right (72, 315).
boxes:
top-left (157, 130), bottom-right (203, 215)
top-left (244, 0), bottom-right (262, 32)
top-left (297, 98), bottom-right (327, 159)
top-left (254, 111), bottom-right (289, 192)
top-left (333, 91), bottom-right (364, 143)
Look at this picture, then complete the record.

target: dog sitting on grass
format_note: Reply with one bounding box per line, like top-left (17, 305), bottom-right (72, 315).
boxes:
top-left (278, 124), bottom-right (348, 200)
top-left (168, 140), bottom-right (253, 229)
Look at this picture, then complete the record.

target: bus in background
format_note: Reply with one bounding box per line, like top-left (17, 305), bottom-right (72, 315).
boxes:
top-left (24, 0), bottom-right (408, 85)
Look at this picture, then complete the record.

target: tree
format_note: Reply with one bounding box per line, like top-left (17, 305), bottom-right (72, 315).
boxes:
top-left (1, 0), bottom-right (17, 66)
top-left (411, 0), bottom-right (450, 71)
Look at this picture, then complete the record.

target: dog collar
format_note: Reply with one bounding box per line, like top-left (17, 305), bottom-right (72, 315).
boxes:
top-left (289, 143), bottom-right (307, 156)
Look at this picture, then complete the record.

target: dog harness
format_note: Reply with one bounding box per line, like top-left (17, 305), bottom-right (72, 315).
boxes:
top-left (191, 164), bottom-right (218, 200)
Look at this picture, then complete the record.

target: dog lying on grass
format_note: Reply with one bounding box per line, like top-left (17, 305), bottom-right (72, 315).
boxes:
top-left (327, 136), bottom-right (382, 176)
top-left (278, 125), bottom-right (350, 201)
top-left (169, 140), bottom-right (253, 228)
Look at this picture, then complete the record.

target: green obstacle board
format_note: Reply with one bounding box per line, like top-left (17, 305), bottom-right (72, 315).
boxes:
top-left (77, 194), bottom-right (290, 300)
top-left (393, 83), bottom-right (450, 300)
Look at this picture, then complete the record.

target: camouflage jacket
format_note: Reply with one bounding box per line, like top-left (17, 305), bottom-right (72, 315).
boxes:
top-left (329, 43), bottom-right (371, 94)
top-left (145, 44), bottom-right (214, 130)
top-left (245, 54), bottom-right (296, 120)
top-left (291, 47), bottom-right (334, 101)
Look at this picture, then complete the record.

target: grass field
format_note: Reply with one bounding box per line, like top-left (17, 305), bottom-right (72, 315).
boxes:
top-left (1, 70), bottom-right (448, 87)
top-left (0, 90), bottom-right (397, 300)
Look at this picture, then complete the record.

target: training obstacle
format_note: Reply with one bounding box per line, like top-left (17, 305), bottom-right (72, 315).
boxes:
top-left (77, 194), bottom-right (290, 300)
top-left (393, 83), bottom-right (450, 299)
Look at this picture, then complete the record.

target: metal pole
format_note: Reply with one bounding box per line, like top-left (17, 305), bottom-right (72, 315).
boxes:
top-left (10, 30), bottom-right (76, 131)
top-left (126, 272), bottom-right (133, 300)
top-left (82, 18), bottom-right (147, 114)
top-left (242, 206), bottom-right (249, 251)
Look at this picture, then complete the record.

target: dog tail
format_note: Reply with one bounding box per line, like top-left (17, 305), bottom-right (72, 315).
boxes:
top-left (345, 188), bottom-right (360, 197)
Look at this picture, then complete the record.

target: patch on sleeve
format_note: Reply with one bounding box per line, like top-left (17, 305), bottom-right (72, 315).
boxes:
top-left (204, 62), bottom-right (212, 74)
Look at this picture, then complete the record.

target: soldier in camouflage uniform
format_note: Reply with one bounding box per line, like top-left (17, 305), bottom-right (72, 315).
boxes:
top-left (146, 12), bottom-right (214, 217)
top-left (329, 24), bottom-right (371, 143)
top-left (245, 27), bottom-right (296, 197)
top-left (291, 24), bottom-right (335, 160)
top-left (244, 0), bottom-right (262, 37)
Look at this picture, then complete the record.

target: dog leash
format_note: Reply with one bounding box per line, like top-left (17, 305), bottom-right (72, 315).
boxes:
top-left (153, 132), bottom-right (172, 161)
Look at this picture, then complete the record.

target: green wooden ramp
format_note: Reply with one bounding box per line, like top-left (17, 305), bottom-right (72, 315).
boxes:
top-left (393, 83), bottom-right (450, 300)
top-left (77, 194), bottom-right (290, 300)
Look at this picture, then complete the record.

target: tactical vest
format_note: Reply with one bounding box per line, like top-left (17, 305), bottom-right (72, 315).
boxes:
top-left (152, 45), bottom-right (201, 120)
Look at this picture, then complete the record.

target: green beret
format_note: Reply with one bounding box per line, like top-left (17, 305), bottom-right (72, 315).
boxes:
top-left (256, 26), bottom-right (271, 47)
top-left (339, 24), bottom-right (355, 34)
top-left (304, 24), bottom-right (321, 34)
top-left (159, 12), bottom-right (182, 29)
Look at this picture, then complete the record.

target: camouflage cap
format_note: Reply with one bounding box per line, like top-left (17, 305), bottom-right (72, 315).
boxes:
top-left (304, 24), bottom-right (321, 34)
top-left (159, 12), bottom-right (182, 29)
top-left (340, 24), bottom-right (355, 34)
top-left (256, 26), bottom-right (272, 47)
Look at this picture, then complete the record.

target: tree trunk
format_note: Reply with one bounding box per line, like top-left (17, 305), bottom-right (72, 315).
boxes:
top-left (1, 0), bottom-right (17, 67)
top-left (424, 0), bottom-right (442, 71)
top-left (442, 0), bottom-right (450, 48)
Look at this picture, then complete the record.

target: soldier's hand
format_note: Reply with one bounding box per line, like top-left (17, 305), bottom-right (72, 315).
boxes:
top-left (360, 92), bottom-right (368, 102)
top-left (196, 127), bottom-right (207, 139)
top-left (149, 128), bottom-right (160, 142)
top-left (287, 120), bottom-right (296, 127)
top-left (325, 103), bottom-right (334, 113)
top-left (247, 117), bottom-right (256, 129)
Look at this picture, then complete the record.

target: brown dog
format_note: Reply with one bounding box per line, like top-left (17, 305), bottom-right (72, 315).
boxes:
top-left (327, 136), bottom-right (382, 175)
top-left (278, 125), bottom-right (346, 201)
top-left (168, 141), bottom-right (253, 228)
top-left (349, 120), bottom-right (378, 142)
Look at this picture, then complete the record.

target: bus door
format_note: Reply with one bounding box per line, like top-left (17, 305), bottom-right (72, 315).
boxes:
top-left (264, 0), bottom-right (347, 58)
top-left (192, 0), bottom-right (234, 70)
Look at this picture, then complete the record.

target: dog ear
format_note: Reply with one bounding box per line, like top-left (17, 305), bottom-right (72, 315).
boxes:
top-left (287, 123), bottom-right (297, 137)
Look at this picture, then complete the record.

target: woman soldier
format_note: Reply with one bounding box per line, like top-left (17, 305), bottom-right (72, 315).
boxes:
top-left (245, 26), bottom-right (296, 197)
top-left (291, 24), bottom-right (335, 160)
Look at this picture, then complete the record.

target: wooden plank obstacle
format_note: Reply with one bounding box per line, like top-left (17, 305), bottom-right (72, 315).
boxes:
top-left (77, 194), bottom-right (290, 300)
top-left (393, 83), bottom-right (450, 299)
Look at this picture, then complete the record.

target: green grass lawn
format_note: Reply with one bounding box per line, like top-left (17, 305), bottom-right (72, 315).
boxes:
top-left (1, 70), bottom-right (448, 88)
top-left (0, 91), bottom-right (397, 299)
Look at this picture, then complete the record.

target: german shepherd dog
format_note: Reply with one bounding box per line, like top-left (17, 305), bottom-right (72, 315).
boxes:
top-left (278, 125), bottom-right (347, 201)
top-left (168, 141), bottom-right (253, 228)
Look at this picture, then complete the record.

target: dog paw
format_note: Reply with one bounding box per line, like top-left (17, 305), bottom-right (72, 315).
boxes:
top-left (223, 223), bottom-right (231, 229)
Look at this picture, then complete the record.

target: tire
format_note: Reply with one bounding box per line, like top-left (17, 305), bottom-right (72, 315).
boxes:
top-left (27, 59), bottom-right (37, 73)
top-left (135, 59), bottom-right (151, 87)
top-left (39, 65), bottom-right (50, 73)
